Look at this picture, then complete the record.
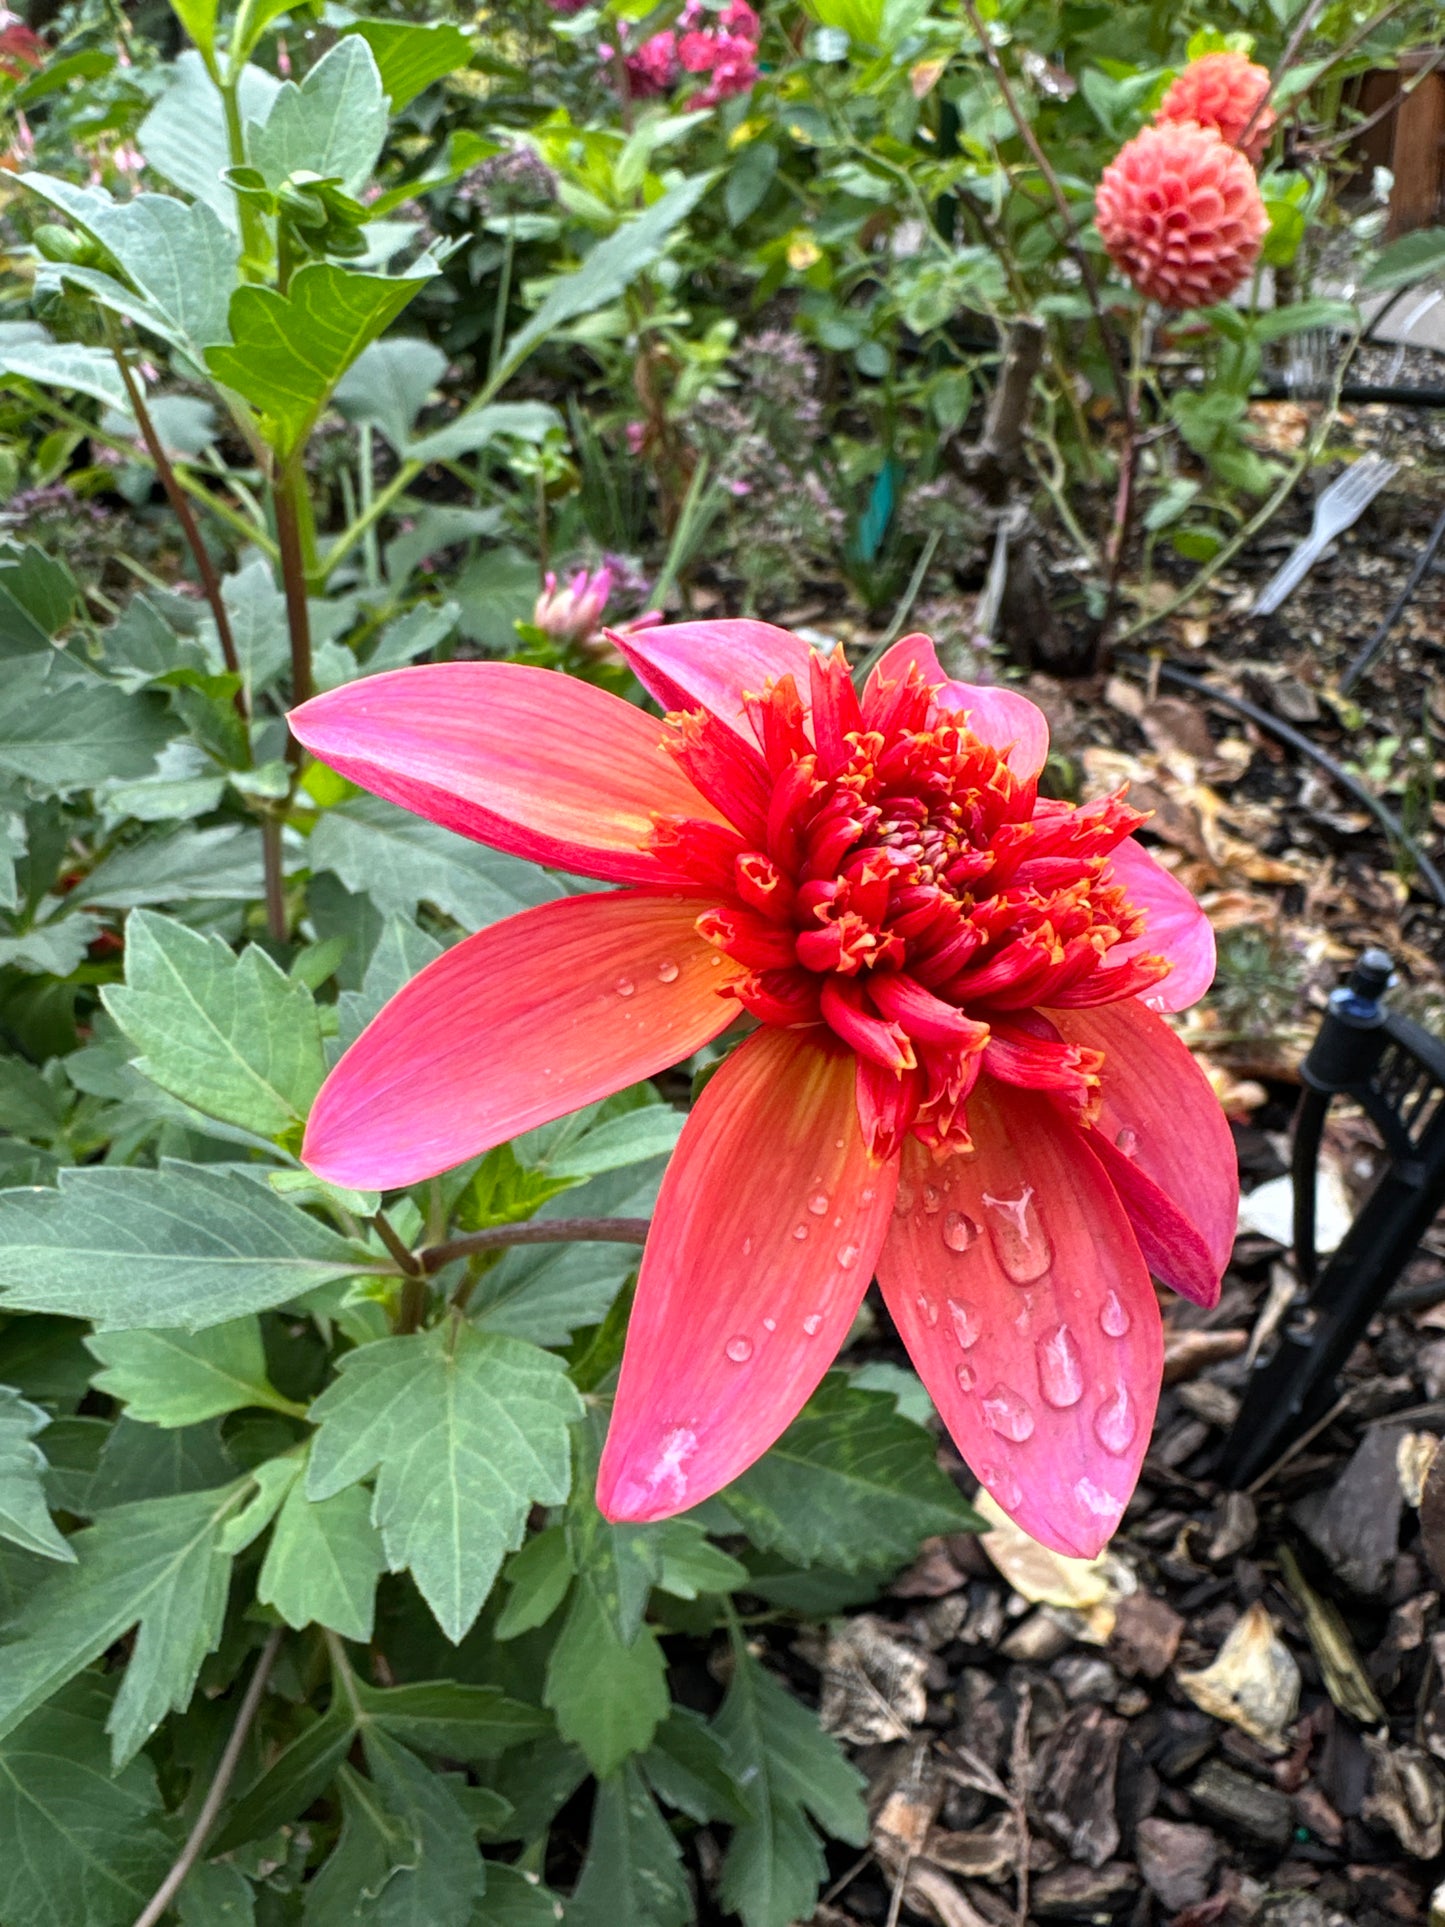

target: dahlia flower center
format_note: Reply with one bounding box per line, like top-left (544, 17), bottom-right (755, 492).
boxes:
top-left (652, 654), bottom-right (1171, 1153)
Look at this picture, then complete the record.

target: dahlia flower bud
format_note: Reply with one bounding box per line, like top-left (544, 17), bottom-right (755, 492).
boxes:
top-left (1095, 121), bottom-right (1268, 311)
top-left (533, 566), bottom-right (614, 646)
top-left (1157, 51), bottom-right (1275, 166)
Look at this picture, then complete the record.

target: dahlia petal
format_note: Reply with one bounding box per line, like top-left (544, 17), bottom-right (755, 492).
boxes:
top-left (875, 634), bottom-right (1049, 780)
top-left (1105, 837), bottom-right (1215, 1011)
top-left (1046, 998), bottom-right (1238, 1296)
top-left (598, 1027), bottom-right (899, 1522)
top-left (877, 1084), bottom-right (1161, 1558)
top-left (611, 619), bottom-right (815, 732)
top-left (303, 891), bottom-right (739, 1190)
top-left (289, 663), bottom-right (717, 886)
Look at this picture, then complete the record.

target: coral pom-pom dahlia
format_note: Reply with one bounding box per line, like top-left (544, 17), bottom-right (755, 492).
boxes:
top-left (1095, 120), bottom-right (1268, 310)
top-left (1157, 51), bottom-right (1275, 166)
top-left (290, 624), bottom-right (1237, 1558)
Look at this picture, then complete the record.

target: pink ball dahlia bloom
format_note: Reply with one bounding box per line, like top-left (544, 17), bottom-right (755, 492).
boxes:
top-left (1157, 51), bottom-right (1275, 166)
top-left (290, 625), bottom-right (1236, 1559)
top-left (1095, 120), bottom-right (1269, 310)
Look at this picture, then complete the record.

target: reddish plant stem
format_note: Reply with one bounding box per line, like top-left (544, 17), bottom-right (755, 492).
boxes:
top-left (419, 1216), bottom-right (652, 1274)
top-left (273, 458), bottom-right (314, 764)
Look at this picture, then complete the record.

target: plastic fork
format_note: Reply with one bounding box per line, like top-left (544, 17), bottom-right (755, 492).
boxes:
top-left (1252, 453), bottom-right (1399, 617)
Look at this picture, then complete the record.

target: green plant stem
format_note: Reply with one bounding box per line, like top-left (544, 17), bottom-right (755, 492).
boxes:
top-left (260, 818), bottom-right (287, 943)
top-left (105, 325), bottom-right (246, 703)
top-left (131, 1627), bottom-right (283, 1927)
top-left (489, 217), bottom-right (516, 382)
top-left (357, 423), bottom-right (381, 590)
top-left (1095, 306), bottom-right (1147, 665)
top-left (274, 458), bottom-right (314, 754)
top-left (419, 1216), bottom-right (651, 1275)
top-left (219, 75), bottom-right (270, 280)
top-left (319, 457), bottom-right (419, 582)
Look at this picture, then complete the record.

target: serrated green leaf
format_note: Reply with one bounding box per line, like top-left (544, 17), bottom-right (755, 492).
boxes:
top-left (0, 540), bottom-right (76, 655)
top-left (103, 910), bottom-right (325, 1136)
top-left (259, 1475), bottom-right (384, 1640)
top-left (139, 54), bottom-right (280, 225)
top-left (309, 794), bottom-right (562, 930)
top-left (249, 38), bottom-right (387, 197)
top-left (360, 1728), bottom-right (485, 1927)
top-left (0, 1386), bottom-right (72, 1560)
top-left (722, 1373), bottom-right (983, 1572)
top-left (641, 1706), bottom-right (748, 1825)
top-left (334, 336), bottom-right (448, 452)
top-left (336, 912), bottom-right (443, 1051)
top-left (543, 1580), bottom-right (668, 1776)
top-left (0, 1162), bottom-right (373, 1331)
top-left (495, 1524), bottom-right (572, 1640)
top-left (214, 554), bottom-right (288, 694)
top-left (307, 1325), bottom-right (582, 1641)
top-left (88, 1416), bottom-right (238, 1509)
top-left (342, 18), bottom-right (472, 112)
top-left (302, 1760), bottom-right (421, 1926)
top-left (471, 1863), bottom-right (564, 1925)
top-left (355, 1680), bottom-right (551, 1759)
top-left (217, 1701), bottom-right (356, 1851)
top-left (75, 826), bottom-right (267, 909)
top-left (86, 1318), bottom-right (293, 1427)
top-left (653, 1518), bottom-right (746, 1599)
top-left (0, 657), bottom-right (171, 794)
top-left (715, 1642), bottom-right (867, 1927)
top-left (539, 1106), bottom-right (683, 1181)
top-left (206, 262), bottom-right (433, 458)
top-left (0, 1480), bottom-right (247, 1761)
top-left (0, 1676), bottom-right (171, 1927)
top-left (565, 1415), bottom-right (661, 1647)
top-left (568, 1762), bottom-right (692, 1927)
top-left (218, 1452), bottom-right (300, 1553)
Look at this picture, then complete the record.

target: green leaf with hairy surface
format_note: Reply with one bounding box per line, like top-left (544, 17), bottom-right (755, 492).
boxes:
top-left (0, 1479), bottom-right (247, 1761)
top-left (219, 1453), bottom-right (300, 1553)
top-left (216, 1700), bottom-right (357, 1850)
top-left (336, 913), bottom-right (444, 1051)
top-left (0, 1387), bottom-right (72, 1560)
top-left (307, 1325), bottom-right (582, 1641)
top-left (360, 1727), bottom-right (486, 1927)
top-left (104, 910), bottom-right (325, 1135)
top-left (642, 1707), bottom-right (748, 1825)
top-left (259, 1475), bottom-right (384, 1640)
top-left (309, 794), bottom-right (563, 930)
top-left (539, 1105), bottom-right (683, 1181)
top-left (75, 826), bottom-right (267, 909)
top-left (302, 1759), bottom-right (420, 1926)
top-left (403, 400), bottom-right (561, 464)
top-left (139, 53), bottom-right (280, 224)
top-left (206, 262), bottom-right (434, 457)
top-left (334, 336), bottom-right (448, 452)
top-left (0, 1163), bottom-right (373, 1331)
top-left (0, 319), bottom-right (131, 411)
top-left (495, 1523), bottom-right (573, 1639)
top-left (355, 1680), bottom-right (552, 1759)
top-left (342, 18), bottom-right (472, 110)
top-left (715, 1642), bottom-right (868, 1927)
top-left (213, 554), bottom-right (288, 693)
top-left (543, 1579), bottom-right (669, 1776)
top-left (568, 1762), bottom-right (692, 1927)
top-left (87, 1321), bottom-right (291, 1428)
top-left (0, 1676), bottom-right (171, 1927)
top-left (0, 540), bottom-right (76, 655)
top-left (722, 1373), bottom-right (983, 1571)
top-left (654, 1518), bottom-right (746, 1599)
top-left (472, 1864), bottom-right (565, 1925)
top-left (0, 658), bottom-right (171, 794)
top-left (249, 38), bottom-right (387, 197)
top-left (88, 1416), bottom-right (237, 1509)
top-left (566, 1413), bottom-right (661, 1645)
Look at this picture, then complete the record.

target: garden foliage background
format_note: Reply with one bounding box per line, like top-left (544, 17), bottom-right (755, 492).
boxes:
top-left (0, 0), bottom-right (1436, 1921)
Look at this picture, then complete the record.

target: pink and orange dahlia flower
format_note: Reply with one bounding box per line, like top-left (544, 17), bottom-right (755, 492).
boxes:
top-left (1095, 119), bottom-right (1268, 311)
top-left (290, 624), bottom-right (1237, 1557)
top-left (1156, 51), bottom-right (1275, 167)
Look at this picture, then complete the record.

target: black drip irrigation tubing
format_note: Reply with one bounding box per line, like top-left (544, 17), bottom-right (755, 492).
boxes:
top-left (1117, 652), bottom-right (1445, 910)
top-left (1339, 499), bottom-right (1445, 694)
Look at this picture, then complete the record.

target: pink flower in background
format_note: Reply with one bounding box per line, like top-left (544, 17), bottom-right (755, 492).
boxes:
top-left (290, 624), bottom-right (1235, 1558)
top-left (532, 566), bottom-right (616, 646)
top-left (602, 0), bottom-right (759, 105)
top-left (1095, 120), bottom-right (1268, 310)
top-left (1157, 50), bottom-right (1275, 165)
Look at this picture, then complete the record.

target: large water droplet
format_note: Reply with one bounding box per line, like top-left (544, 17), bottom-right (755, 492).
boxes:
top-left (1114, 1125), bottom-right (1139, 1157)
top-left (1036, 1325), bottom-right (1085, 1409)
top-left (947, 1298), bottom-right (981, 1349)
top-left (838, 1244), bottom-right (860, 1269)
top-left (982, 1385), bottom-right (1036, 1442)
top-left (807, 1192), bottom-right (829, 1217)
top-left (1093, 1385), bottom-right (1137, 1456)
top-left (893, 1180), bottom-right (917, 1217)
top-left (915, 1290), bottom-right (939, 1328)
top-left (942, 1209), bottom-right (980, 1253)
top-left (709, 954), bottom-right (722, 967)
top-left (802, 1312), bottom-right (823, 1336)
top-left (982, 1185), bottom-right (1052, 1284)
top-left (980, 1463), bottom-right (1024, 1510)
top-left (657, 960), bottom-right (680, 983)
top-left (616, 976), bottom-right (635, 997)
top-left (793, 1224), bottom-right (808, 1242)
top-left (955, 1361), bottom-right (977, 1392)
top-left (1099, 1289), bottom-right (1132, 1338)
top-left (725, 1335), bottom-right (753, 1364)
top-left (1077, 1477), bottom-right (1121, 1524)
top-left (922, 1184), bottom-right (943, 1215)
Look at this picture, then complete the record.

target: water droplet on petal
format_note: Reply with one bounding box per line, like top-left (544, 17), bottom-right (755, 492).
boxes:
top-left (1036, 1325), bottom-right (1085, 1409)
top-left (616, 977), bottom-right (635, 997)
top-left (807, 1192), bottom-right (829, 1217)
top-left (982, 1185), bottom-right (1052, 1284)
top-left (942, 1209), bottom-right (980, 1253)
top-left (947, 1298), bottom-right (981, 1348)
top-left (1093, 1385), bottom-right (1138, 1456)
top-left (980, 1463), bottom-right (1023, 1510)
top-left (893, 1181), bottom-right (917, 1217)
top-left (793, 1224), bottom-right (808, 1242)
top-left (1114, 1126), bottom-right (1139, 1157)
top-left (838, 1244), bottom-right (860, 1269)
top-left (914, 1291), bottom-right (939, 1327)
top-left (1077, 1477), bottom-right (1122, 1524)
top-left (955, 1361), bottom-right (977, 1392)
top-left (742, 1236), bottom-right (753, 1256)
top-left (834, 1137), bottom-right (846, 1150)
top-left (982, 1385), bottom-right (1036, 1442)
top-left (802, 1312), bottom-right (823, 1335)
top-left (725, 1335), bottom-right (753, 1364)
top-left (1099, 1289), bottom-right (1132, 1338)
top-left (861, 1187), bottom-right (876, 1204)
top-left (645, 1427), bottom-right (696, 1505)
top-left (762, 1316), bottom-right (777, 1332)
top-left (709, 955), bottom-right (722, 967)
top-left (657, 960), bottom-right (680, 983)
top-left (922, 1184), bottom-right (942, 1215)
